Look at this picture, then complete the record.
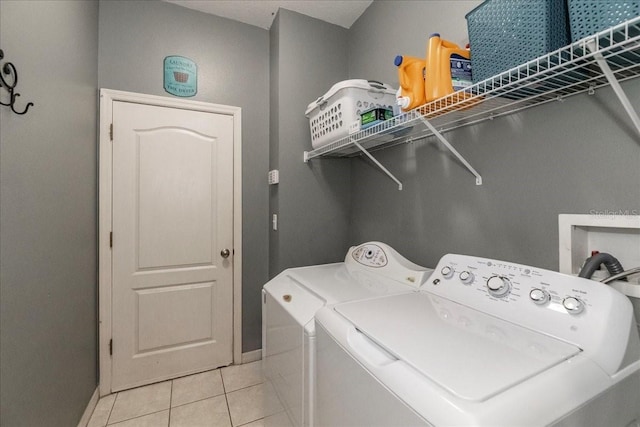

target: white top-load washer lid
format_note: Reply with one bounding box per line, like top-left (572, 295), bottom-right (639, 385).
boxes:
top-left (335, 292), bottom-right (581, 402)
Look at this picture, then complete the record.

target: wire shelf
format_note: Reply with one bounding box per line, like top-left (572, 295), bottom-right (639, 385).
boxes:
top-left (305, 16), bottom-right (640, 160)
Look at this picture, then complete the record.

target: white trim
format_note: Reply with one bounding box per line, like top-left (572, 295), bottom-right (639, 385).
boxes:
top-left (241, 349), bottom-right (262, 364)
top-left (98, 89), bottom-right (243, 397)
top-left (77, 387), bottom-right (99, 427)
top-left (233, 100), bottom-right (243, 367)
top-left (558, 214), bottom-right (640, 276)
top-left (98, 90), bottom-right (113, 397)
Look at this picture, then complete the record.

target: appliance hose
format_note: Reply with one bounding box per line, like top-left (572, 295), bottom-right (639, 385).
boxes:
top-left (600, 266), bottom-right (640, 284)
top-left (578, 252), bottom-right (628, 282)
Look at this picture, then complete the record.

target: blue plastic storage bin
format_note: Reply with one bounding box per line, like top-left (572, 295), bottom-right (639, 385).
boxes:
top-left (466, 0), bottom-right (570, 83)
top-left (568, 0), bottom-right (640, 41)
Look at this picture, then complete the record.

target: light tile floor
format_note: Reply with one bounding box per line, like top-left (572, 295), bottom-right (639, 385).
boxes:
top-left (87, 361), bottom-right (267, 427)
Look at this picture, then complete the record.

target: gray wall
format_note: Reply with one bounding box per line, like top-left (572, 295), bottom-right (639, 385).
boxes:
top-left (98, 0), bottom-right (270, 352)
top-left (347, 1), bottom-right (640, 270)
top-left (349, 1), bottom-right (477, 87)
top-left (269, 14), bottom-right (281, 275)
top-left (0, 1), bottom-right (99, 426)
top-left (269, 9), bottom-right (352, 276)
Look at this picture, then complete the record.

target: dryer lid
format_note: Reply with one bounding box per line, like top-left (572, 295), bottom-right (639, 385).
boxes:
top-left (334, 292), bottom-right (581, 402)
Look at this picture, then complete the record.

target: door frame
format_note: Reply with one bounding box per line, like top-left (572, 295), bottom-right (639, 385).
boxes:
top-left (98, 89), bottom-right (242, 396)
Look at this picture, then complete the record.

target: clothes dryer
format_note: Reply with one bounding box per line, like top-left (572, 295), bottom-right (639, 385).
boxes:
top-left (262, 242), bottom-right (432, 427)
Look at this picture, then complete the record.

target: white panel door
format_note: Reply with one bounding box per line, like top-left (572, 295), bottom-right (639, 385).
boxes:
top-left (111, 101), bottom-right (234, 392)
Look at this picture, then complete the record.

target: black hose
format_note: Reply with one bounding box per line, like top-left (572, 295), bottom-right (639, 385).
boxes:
top-left (578, 252), bottom-right (628, 281)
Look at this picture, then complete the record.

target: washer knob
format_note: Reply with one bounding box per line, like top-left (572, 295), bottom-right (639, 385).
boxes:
top-left (529, 288), bottom-right (550, 305)
top-left (563, 297), bottom-right (585, 315)
top-left (459, 271), bottom-right (474, 285)
top-left (441, 266), bottom-right (454, 279)
top-left (486, 275), bottom-right (511, 298)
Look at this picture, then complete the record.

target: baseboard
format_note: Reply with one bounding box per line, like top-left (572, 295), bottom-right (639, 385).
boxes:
top-left (77, 386), bottom-right (99, 427)
top-left (241, 349), bottom-right (262, 364)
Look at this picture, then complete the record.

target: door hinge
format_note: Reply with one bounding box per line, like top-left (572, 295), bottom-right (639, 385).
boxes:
top-left (109, 339), bottom-right (113, 356)
top-left (109, 123), bottom-right (113, 141)
top-left (109, 232), bottom-right (113, 248)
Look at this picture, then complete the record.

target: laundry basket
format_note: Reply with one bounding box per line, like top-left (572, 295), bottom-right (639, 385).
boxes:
top-left (305, 79), bottom-right (396, 149)
top-left (466, 0), bottom-right (570, 82)
top-left (568, 0), bottom-right (640, 41)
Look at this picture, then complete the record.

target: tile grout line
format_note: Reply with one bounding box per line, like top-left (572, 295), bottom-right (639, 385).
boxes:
top-left (169, 390), bottom-right (227, 410)
top-left (236, 418), bottom-right (265, 427)
top-left (225, 381), bottom-right (264, 395)
top-left (220, 369), bottom-right (235, 426)
top-left (104, 392), bottom-right (118, 426)
top-left (224, 391), bottom-right (234, 426)
top-left (106, 409), bottom-right (168, 426)
top-left (168, 379), bottom-right (173, 427)
top-left (221, 363), bottom-right (265, 426)
top-left (220, 368), bottom-right (228, 395)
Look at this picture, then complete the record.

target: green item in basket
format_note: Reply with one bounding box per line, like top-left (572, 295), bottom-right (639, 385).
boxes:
top-left (360, 108), bottom-right (394, 129)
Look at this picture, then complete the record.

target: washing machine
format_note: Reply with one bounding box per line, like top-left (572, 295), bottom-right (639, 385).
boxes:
top-left (262, 242), bottom-right (433, 427)
top-left (315, 253), bottom-right (640, 426)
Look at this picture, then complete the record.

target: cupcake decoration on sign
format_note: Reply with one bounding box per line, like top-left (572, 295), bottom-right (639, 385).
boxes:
top-left (164, 55), bottom-right (197, 97)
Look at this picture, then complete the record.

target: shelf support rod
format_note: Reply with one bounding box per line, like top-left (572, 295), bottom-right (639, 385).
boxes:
top-left (351, 139), bottom-right (403, 190)
top-left (419, 116), bottom-right (483, 185)
top-left (587, 39), bottom-right (640, 136)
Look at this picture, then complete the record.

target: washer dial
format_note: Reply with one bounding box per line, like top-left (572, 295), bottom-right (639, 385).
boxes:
top-left (459, 271), bottom-right (474, 285)
top-left (529, 288), bottom-right (550, 305)
top-left (563, 297), bottom-right (585, 315)
top-left (486, 275), bottom-right (511, 298)
top-left (441, 266), bottom-right (454, 279)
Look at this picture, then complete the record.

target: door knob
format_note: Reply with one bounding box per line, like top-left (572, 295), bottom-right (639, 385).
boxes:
top-left (220, 249), bottom-right (231, 258)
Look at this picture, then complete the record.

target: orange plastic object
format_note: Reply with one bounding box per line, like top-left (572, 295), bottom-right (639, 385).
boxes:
top-left (394, 55), bottom-right (426, 112)
top-left (425, 33), bottom-right (472, 103)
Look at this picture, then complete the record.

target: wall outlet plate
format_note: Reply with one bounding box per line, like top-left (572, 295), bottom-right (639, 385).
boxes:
top-left (559, 214), bottom-right (640, 275)
top-left (268, 169), bottom-right (279, 185)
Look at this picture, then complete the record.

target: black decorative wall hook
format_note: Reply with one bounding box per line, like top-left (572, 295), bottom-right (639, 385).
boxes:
top-left (0, 49), bottom-right (34, 115)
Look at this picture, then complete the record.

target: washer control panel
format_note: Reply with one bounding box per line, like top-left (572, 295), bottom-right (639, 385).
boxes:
top-left (425, 254), bottom-right (638, 375)
top-left (351, 243), bottom-right (388, 267)
top-left (431, 255), bottom-right (593, 315)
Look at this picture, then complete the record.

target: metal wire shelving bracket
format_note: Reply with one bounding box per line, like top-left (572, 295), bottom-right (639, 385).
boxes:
top-left (304, 134), bottom-right (404, 190)
top-left (303, 16), bottom-right (640, 189)
top-left (353, 139), bottom-right (403, 190)
top-left (418, 116), bottom-right (482, 185)
top-left (586, 38), bottom-right (640, 135)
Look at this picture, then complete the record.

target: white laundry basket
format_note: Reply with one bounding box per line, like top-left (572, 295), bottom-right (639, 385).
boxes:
top-left (305, 79), bottom-right (396, 149)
